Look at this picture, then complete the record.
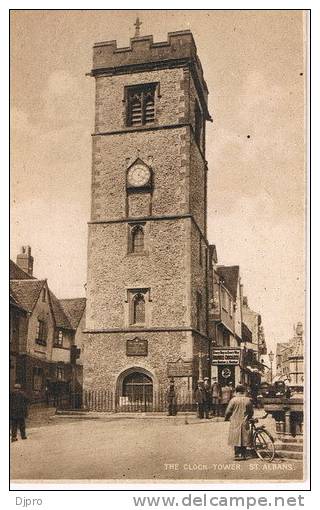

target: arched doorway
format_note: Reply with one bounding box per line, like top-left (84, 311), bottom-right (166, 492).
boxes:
top-left (118, 370), bottom-right (153, 411)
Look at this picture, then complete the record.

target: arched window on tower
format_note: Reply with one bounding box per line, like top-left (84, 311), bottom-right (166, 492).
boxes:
top-left (132, 293), bottom-right (145, 325)
top-left (131, 225), bottom-right (144, 254)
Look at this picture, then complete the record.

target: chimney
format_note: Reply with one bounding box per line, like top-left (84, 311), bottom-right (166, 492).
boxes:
top-left (16, 246), bottom-right (34, 276)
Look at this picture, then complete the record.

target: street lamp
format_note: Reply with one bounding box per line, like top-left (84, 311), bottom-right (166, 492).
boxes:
top-left (268, 351), bottom-right (274, 384)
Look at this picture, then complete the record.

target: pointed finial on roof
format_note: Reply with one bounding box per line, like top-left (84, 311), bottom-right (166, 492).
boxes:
top-left (134, 17), bottom-right (142, 37)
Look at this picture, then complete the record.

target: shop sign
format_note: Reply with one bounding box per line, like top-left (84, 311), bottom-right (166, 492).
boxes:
top-left (212, 349), bottom-right (241, 365)
top-left (167, 358), bottom-right (193, 377)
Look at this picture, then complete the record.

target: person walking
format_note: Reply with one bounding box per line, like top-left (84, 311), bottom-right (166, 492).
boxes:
top-left (194, 380), bottom-right (206, 419)
top-left (220, 381), bottom-right (233, 416)
top-left (224, 384), bottom-right (254, 460)
top-left (166, 379), bottom-right (177, 416)
top-left (10, 383), bottom-right (29, 442)
top-left (211, 377), bottom-right (221, 416)
top-left (203, 377), bottom-right (212, 419)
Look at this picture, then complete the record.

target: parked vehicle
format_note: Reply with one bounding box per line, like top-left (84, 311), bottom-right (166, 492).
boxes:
top-left (257, 381), bottom-right (291, 403)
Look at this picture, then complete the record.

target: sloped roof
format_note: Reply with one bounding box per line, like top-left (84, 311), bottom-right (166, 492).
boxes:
top-left (59, 298), bottom-right (86, 329)
top-left (276, 342), bottom-right (289, 355)
top-left (49, 291), bottom-right (73, 330)
top-left (10, 279), bottom-right (45, 312)
top-left (10, 260), bottom-right (34, 280)
top-left (10, 293), bottom-right (28, 313)
top-left (216, 265), bottom-right (239, 300)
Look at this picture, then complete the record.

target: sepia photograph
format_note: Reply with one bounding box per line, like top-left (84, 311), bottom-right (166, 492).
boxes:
top-left (9, 9), bottom-right (308, 485)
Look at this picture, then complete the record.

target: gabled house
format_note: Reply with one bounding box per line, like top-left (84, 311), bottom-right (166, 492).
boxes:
top-left (208, 254), bottom-right (244, 386)
top-left (10, 246), bottom-right (84, 403)
top-left (208, 248), bottom-right (267, 389)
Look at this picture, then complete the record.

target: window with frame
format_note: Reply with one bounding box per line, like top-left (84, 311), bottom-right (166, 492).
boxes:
top-left (196, 291), bottom-right (202, 331)
top-left (130, 225), bottom-right (145, 254)
top-left (131, 293), bottom-right (146, 325)
top-left (126, 83), bottom-right (157, 127)
top-left (54, 329), bottom-right (64, 348)
top-left (33, 367), bottom-right (43, 391)
top-left (42, 288), bottom-right (47, 302)
top-left (35, 319), bottom-right (47, 345)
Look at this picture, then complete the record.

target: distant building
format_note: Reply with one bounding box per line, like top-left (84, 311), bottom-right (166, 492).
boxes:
top-left (10, 246), bottom-right (84, 403)
top-left (208, 252), bottom-right (266, 388)
top-left (276, 322), bottom-right (304, 391)
top-left (241, 295), bottom-right (267, 389)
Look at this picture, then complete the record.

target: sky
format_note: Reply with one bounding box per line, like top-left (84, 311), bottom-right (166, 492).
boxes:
top-left (10, 10), bottom-right (306, 353)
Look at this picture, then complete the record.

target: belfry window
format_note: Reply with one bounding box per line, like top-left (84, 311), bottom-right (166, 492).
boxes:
top-left (131, 225), bottom-right (144, 254)
top-left (126, 83), bottom-right (157, 126)
top-left (132, 294), bottom-right (145, 324)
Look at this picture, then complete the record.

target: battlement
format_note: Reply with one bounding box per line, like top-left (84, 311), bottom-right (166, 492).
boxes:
top-left (91, 30), bottom-right (209, 99)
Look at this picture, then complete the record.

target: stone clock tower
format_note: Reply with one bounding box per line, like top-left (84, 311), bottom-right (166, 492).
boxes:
top-left (84, 27), bottom-right (212, 406)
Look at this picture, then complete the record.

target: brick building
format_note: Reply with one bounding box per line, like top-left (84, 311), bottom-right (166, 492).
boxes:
top-left (84, 29), bottom-right (213, 406)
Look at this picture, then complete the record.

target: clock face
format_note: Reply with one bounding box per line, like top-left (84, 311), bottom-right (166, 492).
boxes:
top-left (128, 164), bottom-right (150, 187)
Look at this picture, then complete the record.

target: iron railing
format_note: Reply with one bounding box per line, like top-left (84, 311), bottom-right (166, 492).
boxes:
top-left (56, 390), bottom-right (197, 413)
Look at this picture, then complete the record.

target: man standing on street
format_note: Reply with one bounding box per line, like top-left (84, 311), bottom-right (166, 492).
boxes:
top-left (194, 380), bottom-right (206, 419)
top-left (224, 384), bottom-right (254, 460)
top-left (211, 377), bottom-right (221, 416)
top-left (166, 379), bottom-right (177, 416)
top-left (10, 383), bottom-right (29, 442)
top-left (203, 377), bottom-right (212, 419)
top-left (220, 380), bottom-right (233, 416)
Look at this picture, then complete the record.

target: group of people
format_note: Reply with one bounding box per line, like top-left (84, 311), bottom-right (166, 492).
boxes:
top-left (166, 378), bottom-right (255, 461)
top-left (194, 377), bottom-right (234, 419)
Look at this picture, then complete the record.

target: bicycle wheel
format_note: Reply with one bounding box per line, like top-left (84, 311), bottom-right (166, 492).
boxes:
top-left (253, 429), bottom-right (275, 462)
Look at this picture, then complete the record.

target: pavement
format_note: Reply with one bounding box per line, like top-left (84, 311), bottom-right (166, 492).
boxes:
top-left (10, 411), bottom-right (304, 482)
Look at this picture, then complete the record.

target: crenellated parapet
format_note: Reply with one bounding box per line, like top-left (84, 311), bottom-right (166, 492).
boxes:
top-left (90, 30), bottom-right (210, 120)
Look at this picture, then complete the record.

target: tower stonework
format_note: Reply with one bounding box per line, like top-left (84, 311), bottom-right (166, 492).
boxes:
top-left (84, 30), bottom-right (212, 402)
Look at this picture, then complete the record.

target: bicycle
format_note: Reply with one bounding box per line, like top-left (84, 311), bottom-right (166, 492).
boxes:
top-left (249, 414), bottom-right (275, 462)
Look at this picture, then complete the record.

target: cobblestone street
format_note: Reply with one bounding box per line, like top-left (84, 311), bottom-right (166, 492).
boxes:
top-left (10, 414), bottom-right (303, 482)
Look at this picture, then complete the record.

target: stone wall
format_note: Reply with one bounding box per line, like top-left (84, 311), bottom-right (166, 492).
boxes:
top-left (95, 68), bottom-right (186, 133)
top-left (83, 330), bottom-right (192, 392)
top-left (86, 218), bottom-right (190, 330)
top-left (91, 127), bottom-right (189, 221)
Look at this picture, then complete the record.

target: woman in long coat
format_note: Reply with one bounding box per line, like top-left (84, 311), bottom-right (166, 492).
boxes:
top-left (224, 384), bottom-right (254, 460)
